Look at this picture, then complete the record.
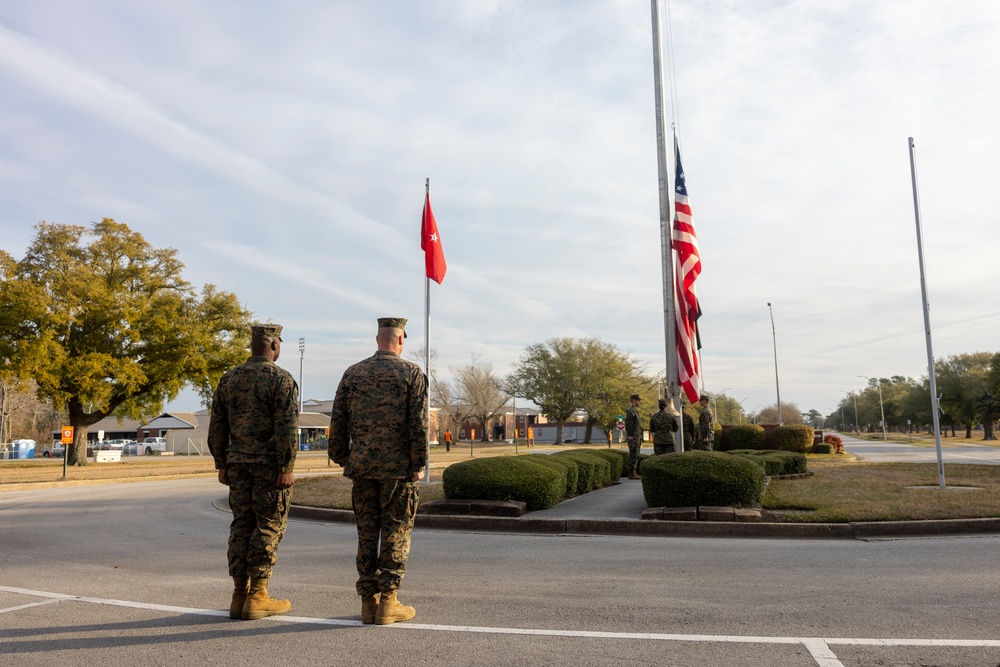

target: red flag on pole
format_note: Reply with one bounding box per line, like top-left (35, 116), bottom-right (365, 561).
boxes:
top-left (421, 192), bottom-right (447, 284)
top-left (672, 138), bottom-right (702, 404)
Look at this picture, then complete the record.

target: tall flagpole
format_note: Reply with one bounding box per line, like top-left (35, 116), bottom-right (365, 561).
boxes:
top-left (908, 138), bottom-right (945, 489)
top-left (423, 177), bottom-right (432, 483)
top-left (651, 0), bottom-right (682, 452)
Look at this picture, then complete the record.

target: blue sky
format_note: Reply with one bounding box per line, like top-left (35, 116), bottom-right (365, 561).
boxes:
top-left (1, 1), bottom-right (998, 419)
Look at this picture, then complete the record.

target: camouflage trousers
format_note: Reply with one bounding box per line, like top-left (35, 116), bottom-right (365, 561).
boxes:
top-left (627, 438), bottom-right (641, 471)
top-left (227, 463), bottom-right (291, 580)
top-left (653, 440), bottom-right (674, 456)
top-left (352, 478), bottom-right (419, 597)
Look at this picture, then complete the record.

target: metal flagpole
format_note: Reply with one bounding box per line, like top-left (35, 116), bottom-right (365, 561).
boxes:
top-left (423, 177), bottom-right (432, 483)
top-left (908, 137), bottom-right (945, 489)
top-left (650, 0), bottom-right (682, 453)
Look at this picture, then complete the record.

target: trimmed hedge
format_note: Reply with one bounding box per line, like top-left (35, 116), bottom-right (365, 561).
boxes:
top-left (773, 424), bottom-right (815, 453)
top-left (812, 443), bottom-right (835, 454)
top-left (442, 457), bottom-right (565, 510)
top-left (728, 424), bottom-right (766, 450)
top-left (728, 449), bottom-right (807, 475)
top-left (551, 452), bottom-right (596, 493)
top-left (564, 448), bottom-right (624, 481)
top-left (604, 448), bottom-right (630, 477)
top-left (641, 451), bottom-right (765, 507)
top-left (555, 451), bottom-right (612, 491)
top-left (522, 454), bottom-right (578, 497)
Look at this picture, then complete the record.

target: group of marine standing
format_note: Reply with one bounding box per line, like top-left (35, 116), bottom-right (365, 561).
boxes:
top-left (207, 317), bottom-right (427, 625)
top-left (623, 392), bottom-right (715, 478)
top-left (206, 316), bottom-right (716, 625)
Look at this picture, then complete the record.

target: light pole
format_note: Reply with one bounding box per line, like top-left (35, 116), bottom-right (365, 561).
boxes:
top-left (767, 302), bottom-right (782, 425)
top-left (298, 337), bottom-right (305, 414)
top-left (737, 397), bottom-right (750, 424)
top-left (849, 391), bottom-right (859, 434)
top-left (858, 375), bottom-right (887, 441)
top-left (713, 388), bottom-right (731, 424)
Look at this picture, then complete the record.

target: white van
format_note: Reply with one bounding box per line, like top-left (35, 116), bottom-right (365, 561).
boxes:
top-left (143, 437), bottom-right (167, 454)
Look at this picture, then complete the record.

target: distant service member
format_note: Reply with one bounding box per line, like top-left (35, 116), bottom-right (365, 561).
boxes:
top-left (649, 399), bottom-right (680, 455)
top-left (329, 317), bottom-right (428, 625)
top-left (443, 429), bottom-right (452, 452)
top-left (624, 394), bottom-right (643, 479)
top-left (208, 323), bottom-right (299, 621)
top-left (698, 394), bottom-right (715, 450)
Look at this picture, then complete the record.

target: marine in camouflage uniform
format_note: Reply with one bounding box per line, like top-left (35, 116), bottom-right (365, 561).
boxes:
top-left (329, 317), bottom-right (428, 625)
top-left (682, 410), bottom-right (696, 451)
top-left (649, 399), bottom-right (679, 456)
top-left (624, 394), bottom-right (643, 478)
top-left (208, 323), bottom-right (298, 620)
top-left (697, 394), bottom-right (715, 451)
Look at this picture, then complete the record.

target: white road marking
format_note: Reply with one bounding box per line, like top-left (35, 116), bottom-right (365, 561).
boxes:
top-left (802, 639), bottom-right (846, 667)
top-left (4, 585), bottom-right (1000, 665)
top-left (0, 597), bottom-right (63, 614)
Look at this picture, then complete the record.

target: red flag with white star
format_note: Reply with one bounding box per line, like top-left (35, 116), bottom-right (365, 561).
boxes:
top-left (421, 192), bottom-right (447, 284)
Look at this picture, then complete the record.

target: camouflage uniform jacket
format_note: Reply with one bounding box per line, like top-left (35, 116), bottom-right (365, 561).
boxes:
top-left (649, 409), bottom-right (679, 445)
top-left (624, 405), bottom-right (642, 442)
top-left (329, 350), bottom-right (428, 479)
top-left (207, 356), bottom-right (299, 474)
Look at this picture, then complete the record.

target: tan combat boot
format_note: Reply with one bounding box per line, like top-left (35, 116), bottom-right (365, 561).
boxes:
top-left (628, 467), bottom-right (640, 480)
top-left (242, 578), bottom-right (292, 620)
top-left (360, 594), bottom-right (379, 624)
top-left (230, 575), bottom-right (250, 619)
top-left (374, 590), bottom-right (415, 625)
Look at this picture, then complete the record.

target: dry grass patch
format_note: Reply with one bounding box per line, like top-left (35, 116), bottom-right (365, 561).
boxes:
top-left (292, 474), bottom-right (445, 510)
top-left (764, 462), bottom-right (1000, 522)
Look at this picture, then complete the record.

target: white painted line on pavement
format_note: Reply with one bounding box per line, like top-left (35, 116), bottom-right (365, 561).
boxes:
top-left (4, 585), bottom-right (1000, 666)
top-left (0, 597), bottom-right (63, 614)
top-left (802, 639), bottom-right (845, 667)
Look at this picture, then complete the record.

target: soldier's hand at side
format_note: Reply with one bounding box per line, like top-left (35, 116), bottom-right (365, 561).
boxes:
top-left (411, 468), bottom-right (424, 482)
top-left (217, 468), bottom-right (229, 486)
top-left (276, 472), bottom-right (294, 489)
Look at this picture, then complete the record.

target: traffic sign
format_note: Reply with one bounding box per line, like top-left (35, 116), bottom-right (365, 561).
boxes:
top-left (61, 427), bottom-right (74, 444)
top-left (616, 422), bottom-right (625, 431)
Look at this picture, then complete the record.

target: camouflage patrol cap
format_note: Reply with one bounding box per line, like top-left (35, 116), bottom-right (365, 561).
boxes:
top-left (377, 317), bottom-right (408, 338)
top-left (251, 323), bottom-right (283, 341)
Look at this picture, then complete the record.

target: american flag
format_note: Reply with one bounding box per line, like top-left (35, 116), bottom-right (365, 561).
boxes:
top-left (672, 138), bottom-right (702, 404)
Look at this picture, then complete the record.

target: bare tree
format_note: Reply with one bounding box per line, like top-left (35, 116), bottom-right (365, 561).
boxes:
top-left (454, 356), bottom-right (509, 442)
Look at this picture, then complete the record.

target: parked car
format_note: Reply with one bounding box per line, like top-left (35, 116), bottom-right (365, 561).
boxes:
top-left (41, 443), bottom-right (66, 458)
top-left (100, 439), bottom-right (132, 451)
top-left (142, 437), bottom-right (168, 455)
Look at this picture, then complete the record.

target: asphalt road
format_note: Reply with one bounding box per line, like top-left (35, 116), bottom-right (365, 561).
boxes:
top-left (842, 433), bottom-right (1000, 465)
top-left (2, 478), bottom-right (999, 666)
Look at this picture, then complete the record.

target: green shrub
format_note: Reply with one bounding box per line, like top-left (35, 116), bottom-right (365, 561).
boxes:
top-left (773, 424), bottom-right (815, 453)
top-left (554, 452), bottom-right (611, 491)
top-left (641, 451), bottom-right (765, 508)
top-left (812, 443), bottom-right (835, 454)
top-left (607, 448), bottom-right (630, 477)
top-left (442, 457), bottom-right (565, 510)
top-left (552, 452), bottom-right (595, 493)
top-left (636, 452), bottom-right (651, 474)
top-left (564, 448), bottom-right (623, 480)
top-left (728, 424), bottom-right (766, 450)
top-left (727, 449), bottom-right (807, 476)
top-left (522, 454), bottom-right (578, 497)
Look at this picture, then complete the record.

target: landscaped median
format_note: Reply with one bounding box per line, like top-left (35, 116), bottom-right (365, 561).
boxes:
top-left (287, 449), bottom-right (1000, 539)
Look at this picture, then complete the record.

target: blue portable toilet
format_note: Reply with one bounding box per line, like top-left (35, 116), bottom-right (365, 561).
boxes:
top-left (12, 439), bottom-right (36, 459)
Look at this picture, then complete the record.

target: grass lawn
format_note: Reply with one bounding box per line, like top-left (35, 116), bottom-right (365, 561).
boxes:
top-left (763, 460), bottom-right (1000, 522)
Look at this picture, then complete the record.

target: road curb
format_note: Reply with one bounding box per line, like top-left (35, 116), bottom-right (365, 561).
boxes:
top-left (287, 504), bottom-right (1000, 540)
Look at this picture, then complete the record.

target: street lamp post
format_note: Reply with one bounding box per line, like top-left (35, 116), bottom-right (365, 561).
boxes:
top-left (858, 375), bottom-right (887, 441)
top-left (767, 303), bottom-right (782, 425)
top-left (713, 388), bottom-right (731, 425)
top-left (298, 337), bottom-right (305, 414)
top-left (737, 397), bottom-right (750, 424)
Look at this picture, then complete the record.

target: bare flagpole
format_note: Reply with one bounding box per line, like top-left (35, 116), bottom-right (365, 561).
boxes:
top-left (908, 138), bottom-right (945, 489)
top-left (651, 0), bottom-right (682, 452)
top-left (423, 177), bottom-right (432, 483)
